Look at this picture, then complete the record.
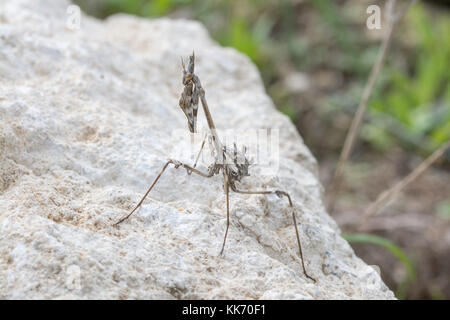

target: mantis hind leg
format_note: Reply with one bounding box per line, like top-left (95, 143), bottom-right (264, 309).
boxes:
top-left (219, 175), bottom-right (230, 256)
top-left (230, 186), bottom-right (316, 282)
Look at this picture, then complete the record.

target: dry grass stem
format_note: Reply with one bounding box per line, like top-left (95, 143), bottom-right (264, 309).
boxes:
top-left (359, 140), bottom-right (450, 230)
top-left (328, 0), bottom-right (411, 213)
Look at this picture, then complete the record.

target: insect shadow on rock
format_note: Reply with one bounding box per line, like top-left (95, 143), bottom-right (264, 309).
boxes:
top-left (113, 52), bottom-right (316, 282)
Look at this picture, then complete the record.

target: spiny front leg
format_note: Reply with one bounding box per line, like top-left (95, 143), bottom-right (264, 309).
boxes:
top-left (230, 186), bottom-right (316, 282)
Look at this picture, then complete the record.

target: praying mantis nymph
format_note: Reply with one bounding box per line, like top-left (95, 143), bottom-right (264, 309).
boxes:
top-left (114, 52), bottom-right (316, 282)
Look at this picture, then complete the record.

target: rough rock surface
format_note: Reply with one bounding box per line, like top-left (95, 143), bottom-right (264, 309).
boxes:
top-left (0, 0), bottom-right (395, 299)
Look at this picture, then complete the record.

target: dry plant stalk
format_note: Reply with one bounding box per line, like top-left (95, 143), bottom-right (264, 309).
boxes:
top-left (359, 140), bottom-right (450, 230)
top-left (114, 53), bottom-right (316, 282)
top-left (328, 0), bottom-right (417, 213)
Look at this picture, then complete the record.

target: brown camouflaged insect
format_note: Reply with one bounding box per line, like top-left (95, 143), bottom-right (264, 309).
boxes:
top-left (114, 53), bottom-right (315, 282)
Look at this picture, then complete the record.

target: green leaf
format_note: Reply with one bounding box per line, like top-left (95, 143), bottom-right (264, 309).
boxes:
top-left (343, 233), bottom-right (416, 280)
top-left (343, 233), bottom-right (417, 299)
top-left (436, 199), bottom-right (450, 220)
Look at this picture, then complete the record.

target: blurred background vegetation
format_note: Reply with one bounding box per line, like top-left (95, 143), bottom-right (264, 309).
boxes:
top-left (75, 0), bottom-right (450, 299)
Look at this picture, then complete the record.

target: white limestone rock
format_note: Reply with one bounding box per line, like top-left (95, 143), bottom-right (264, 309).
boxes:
top-left (0, 0), bottom-right (394, 299)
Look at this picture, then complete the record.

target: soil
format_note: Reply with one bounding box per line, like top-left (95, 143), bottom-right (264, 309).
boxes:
top-left (319, 150), bottom-right (450, 299)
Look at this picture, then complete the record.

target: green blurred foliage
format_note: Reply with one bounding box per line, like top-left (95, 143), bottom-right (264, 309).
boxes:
top-left (366, 3), bottom-right (450, 153)
top-left (76, 0), bottom-right (450, 156)
top-left (102, 0), bottom-right (185, 16)
top-left (343, 233), bottom-right (417, 299)
top-left (436, 199), bottom-right (450, 220)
